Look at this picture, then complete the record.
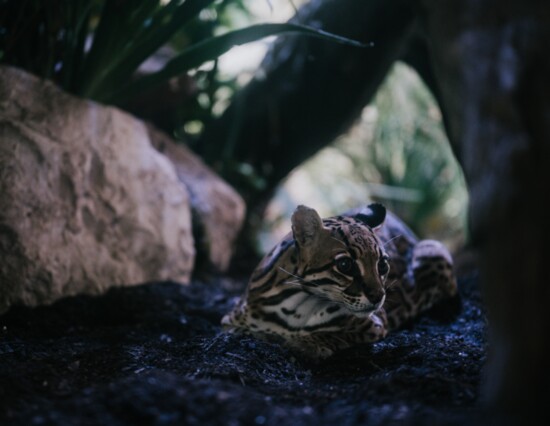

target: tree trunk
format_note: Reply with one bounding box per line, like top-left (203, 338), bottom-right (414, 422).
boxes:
top-left (420, 0), bottom-right (550, 419)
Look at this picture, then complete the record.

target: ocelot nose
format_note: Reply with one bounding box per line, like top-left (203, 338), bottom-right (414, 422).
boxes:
top-left (365, 288), bottom-right (385, 305)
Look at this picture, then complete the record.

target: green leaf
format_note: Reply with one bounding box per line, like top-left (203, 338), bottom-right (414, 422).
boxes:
top-left (97, 0), bottom-right (218, 96)
top-left (80, 0), bottom-right (218, 99)
top-left (107, 22), bottom-right (368, 104)
top-left (79, 0), bottom-right (127, 93)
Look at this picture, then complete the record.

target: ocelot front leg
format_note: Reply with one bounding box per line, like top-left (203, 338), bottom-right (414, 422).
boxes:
top-left (384, 239), bottom-right (457, 332)
top-left (287, 311), bottom-right (388, 359)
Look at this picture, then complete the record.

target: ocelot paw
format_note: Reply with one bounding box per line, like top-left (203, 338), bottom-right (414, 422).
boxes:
top-left (412, 239), bottom-right (457, 298)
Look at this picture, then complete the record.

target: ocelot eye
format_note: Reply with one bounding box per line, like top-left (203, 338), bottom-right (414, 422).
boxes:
top-left (378, 256), bottom-right (390, 276)
top-left (335, 257), bottom-right (354, 275)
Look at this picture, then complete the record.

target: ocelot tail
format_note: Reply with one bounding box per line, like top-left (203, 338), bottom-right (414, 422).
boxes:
top-left (222, 203), bottom-right (457, 359)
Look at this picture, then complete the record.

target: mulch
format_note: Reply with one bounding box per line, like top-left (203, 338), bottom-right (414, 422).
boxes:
top-left (0, 266), bottom-right (486, 425)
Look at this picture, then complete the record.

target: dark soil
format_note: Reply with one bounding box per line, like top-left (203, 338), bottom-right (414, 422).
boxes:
top-left (0, 268), bottom-right (487, 425)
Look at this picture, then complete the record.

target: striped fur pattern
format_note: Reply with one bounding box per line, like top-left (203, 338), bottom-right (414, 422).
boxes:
top-left (222, 204), bottom-right (457, 359)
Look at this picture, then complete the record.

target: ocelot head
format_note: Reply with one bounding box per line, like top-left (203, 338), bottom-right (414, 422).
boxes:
top-left (290, 203), bottom-right (390, 315)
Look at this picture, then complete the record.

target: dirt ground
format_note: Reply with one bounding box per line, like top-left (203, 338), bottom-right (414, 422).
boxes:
top-left (0, 261), bottom-right (487, 425)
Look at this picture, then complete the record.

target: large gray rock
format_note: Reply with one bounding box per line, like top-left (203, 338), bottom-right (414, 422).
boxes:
top-left (0, 66), bottom-right (195, 313)
top-left (148, 125), bottom-right (246, 272)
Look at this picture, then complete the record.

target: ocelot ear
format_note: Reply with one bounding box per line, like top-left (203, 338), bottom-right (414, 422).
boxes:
top-left (354, 203), bottom-right (386, 229)
top-left (291, 205), bottom-right (324, 248)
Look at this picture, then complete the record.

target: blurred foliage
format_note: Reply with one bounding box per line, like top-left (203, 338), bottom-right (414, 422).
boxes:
top-left (0, 0), bottom-right (466, 255)
top-left (0, 0), bottom-right (356, 136)
top-left (0, 0), bottom-right (217, 97)
top-left (260, 63), bottom-right (468, 253)
top-left (342, 63), bottom-right (468, 240)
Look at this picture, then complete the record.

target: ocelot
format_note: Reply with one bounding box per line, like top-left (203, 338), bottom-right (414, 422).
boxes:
top-left (222, 203), bottom-right (457, 359)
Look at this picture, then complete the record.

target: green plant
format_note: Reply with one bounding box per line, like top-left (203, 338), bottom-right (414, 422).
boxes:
top-left (358, 63), bottom-right (468, 240)
top-left (0, 0), bottom-right (364, 108)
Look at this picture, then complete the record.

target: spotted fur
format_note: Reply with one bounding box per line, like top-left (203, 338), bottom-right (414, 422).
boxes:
top-left (222, 203), bottom-right (457, 359)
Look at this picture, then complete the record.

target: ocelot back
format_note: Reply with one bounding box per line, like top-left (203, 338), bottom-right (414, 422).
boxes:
top-left (222, 203), bottom-right (457, 358)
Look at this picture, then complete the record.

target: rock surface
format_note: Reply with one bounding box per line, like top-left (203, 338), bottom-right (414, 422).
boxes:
top-left (0, 66), bottom-right (195, 313)
top-left (148, 125), bottom-right (245, 273)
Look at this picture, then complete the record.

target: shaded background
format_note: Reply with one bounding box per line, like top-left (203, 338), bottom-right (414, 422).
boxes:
top-left (0, 0), bottom-right (468, 263)
top-left (4, 0), bottom-right (549, 424)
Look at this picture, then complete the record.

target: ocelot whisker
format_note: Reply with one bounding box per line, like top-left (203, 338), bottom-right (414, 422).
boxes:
top-left (386, 279), bottom-right (399, 290)
top-left (278, 267), bottom-right (317, 289)
top-left (283, 279), bottom-right (302, 287)
top-left (278, 266), bottom-right (303, 281)
top-left (330, 236), bottom-right (347, 248)
top-left (383, 234), bottom-right (402, 247)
